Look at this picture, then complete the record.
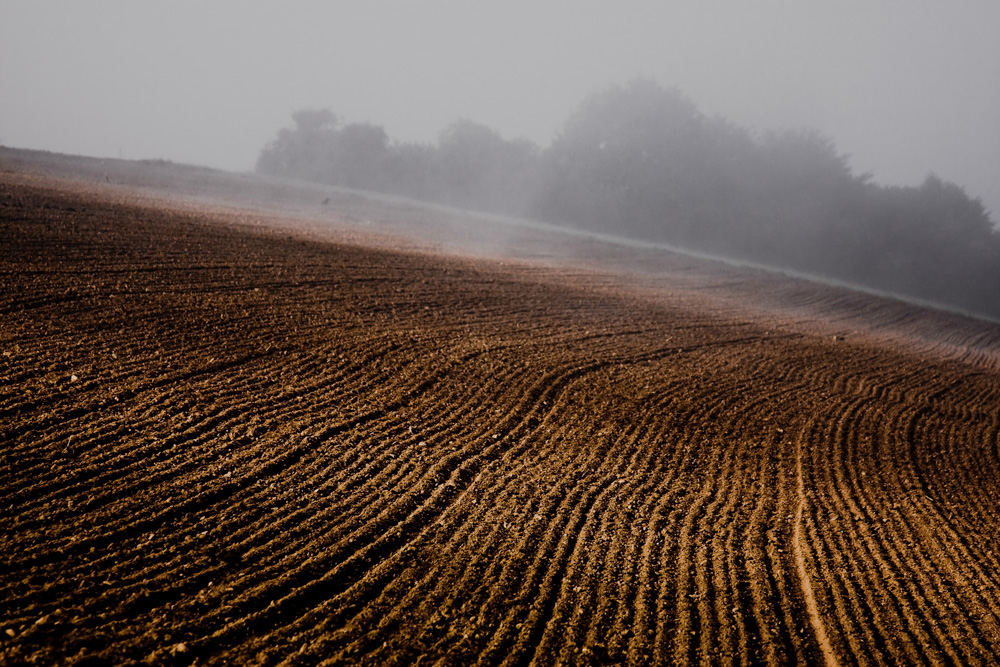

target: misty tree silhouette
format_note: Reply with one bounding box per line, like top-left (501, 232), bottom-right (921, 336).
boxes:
top-left (256, 84), bottom-right (1000, 319)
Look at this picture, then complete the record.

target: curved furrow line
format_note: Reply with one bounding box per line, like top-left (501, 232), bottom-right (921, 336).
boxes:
top-left (200, 346), bottom-right (563, 578)
top-left (0, 343), bottom-right (297, 457)
top-left (164, 434), bottom-right (438, 593)
top-left (918, 457), bottom-right (1000, 591)
top-left (555, 476), bottom-right (657, 661)
top-left (168, 344), bottom-right (528, 560)
top-left (0, 360), bottom-right (212, 454)
top-left (5, 419), bottom-right (249, 559)
top-left (804, 428), bottom-right (920, 667)
top-left (732, 412), bottom-right (815, 664)
top-left (0, 375), bottom-right (284, 512)
top-left (804, 501), bottom-right (896, 667)
top-left (219, 448), bottom-right (500, 656)
top-left (876, 406), bottom-right (1000, 661)
top-left (526, 367), bottom-right (716, 664)
top-left (182, 468), bottom-right (475, 657)
top-left (491, 469), bottom-right (618, 666)
top-left (296, 338), bottom-right (551, 467)
top-left (749, 426), bottom-right (816, 666)
top-left (624, 412), bottom-right (701, 663)
top-left (813, 394), bottom-right (954, 665)
top-left (720, 355), bottom-right (822, 633)
top-left (205, 378), bottom-right (534, 596)
top-left (691, 372), bottom-right (821, 665)
top-left (370, 460), bottom-right (555, 663)
top-left (734, 433), bottom-right (792, 667)
top-left (336, 470), bottom-right (542, 664)
top-left (532, 403), bottom-right (688, 663)
top-left (687, 421), bottom-right (761, 664)
top-left (669, 395), bottom-right (752, 665)
top-left (186, 356), bottom-right (622, 656)
top-left (8, 397), bottom-right (420, 581)
top-left (861, 403), bottom-right (1000, 665)
top-left (446, 426), bottom-right (622, 662)
top-left (376, 368), bottom-right (672, 664)
top-left (686, 478), bottom-right (737, 665)
top-left (800, 393), bottom-right (927, 666)
top-left (901, 413), bottom-right (1000, 588)
top-left (532, 360), bottom-right (752, 667)
top-left (608, 478), bottom-right (693, 665)
top-left (586, 392), bottom-right (707, 664)
top-left (648, 415), bottom-right (765, 662)
top-left (792, 436), bottom-right (839, 667)
top-left (706, 443), bottom-right (767, 667)
top-left (723, 475), bottom-right (769, 667)
top-left (653, 344), bottom-right (824, 662)
top-left (403, 378), bottom-right (645, 663)
top-left (652, 352), bottom-right (800, 666)
top-left (810, 394), bottom-right (959, 664)
top-left (908, 394), bottom-right (1000, 555)
top-left (3, 378), bottom-right (343, 548)
top-left (706, 409), bottom-right (810, 665)
top-left (1, 482), bottom-right (262, 624)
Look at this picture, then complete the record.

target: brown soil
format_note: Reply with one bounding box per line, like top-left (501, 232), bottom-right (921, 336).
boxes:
top-left (3, 161), bottom-right (1000, 666)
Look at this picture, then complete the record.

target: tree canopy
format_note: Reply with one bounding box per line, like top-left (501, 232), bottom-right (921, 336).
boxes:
top-left (256, 81), bottom-right (1000, 319)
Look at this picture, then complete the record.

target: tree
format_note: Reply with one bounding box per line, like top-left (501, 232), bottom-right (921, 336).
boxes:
top-left (254, 91), bottom-right (1000, 318)
top-left (256, 109), bottom-right (339, 180)
top-left (437, 119), bottom-right (539, 214)
top-left (535, 79), bottom-right (737, 245)
top-left (333, 123), bottom-right (390, 190)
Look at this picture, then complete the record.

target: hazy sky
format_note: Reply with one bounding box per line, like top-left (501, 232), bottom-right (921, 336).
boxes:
top-left (3, 1), bottom-right (999, 218)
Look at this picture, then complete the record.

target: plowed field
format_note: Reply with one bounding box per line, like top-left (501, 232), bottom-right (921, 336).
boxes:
top-left (3, 166), bottom-right (1000, 666)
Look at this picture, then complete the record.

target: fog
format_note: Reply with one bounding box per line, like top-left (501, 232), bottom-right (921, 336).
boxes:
top-left (2, 1), bottom-right (998, 219)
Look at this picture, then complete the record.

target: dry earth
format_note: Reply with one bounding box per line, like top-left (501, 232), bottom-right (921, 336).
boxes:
top-left (3, 158), bottom-right (1000, 666)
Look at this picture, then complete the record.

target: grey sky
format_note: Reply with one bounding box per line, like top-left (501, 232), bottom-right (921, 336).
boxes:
top-left (2, 1), bottom-right (998, 219)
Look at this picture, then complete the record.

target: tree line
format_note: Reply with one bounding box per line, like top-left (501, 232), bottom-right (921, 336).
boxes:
top-left (257, 80), bottom-right (1000, 319)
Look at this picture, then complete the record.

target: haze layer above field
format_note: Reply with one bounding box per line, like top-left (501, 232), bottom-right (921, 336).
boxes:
top-left (1, 1), bottom-right (999, 218)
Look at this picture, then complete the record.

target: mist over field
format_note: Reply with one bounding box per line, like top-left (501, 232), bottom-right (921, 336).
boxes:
top-left (253, 81), bottom-right (1000, 319)
top-left (2, 1), bottom-right (1000, 316)
top-left (2, 2), bottom-right (998, 211)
